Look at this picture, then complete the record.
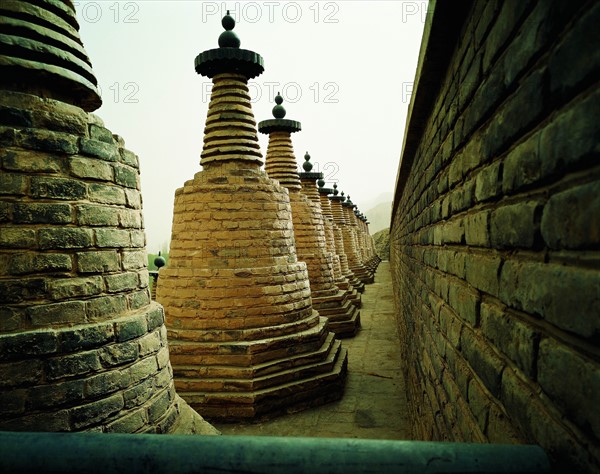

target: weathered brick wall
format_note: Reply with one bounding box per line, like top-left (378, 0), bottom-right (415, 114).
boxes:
top-left (390, 1), bottom-right (599, 471)
top-left (0, 91), bottom-right (187, 433)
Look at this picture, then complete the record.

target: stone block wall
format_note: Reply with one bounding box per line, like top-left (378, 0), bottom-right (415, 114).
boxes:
top-left (0, 91), bottom-right (188, 433)
top-left (390, 1), bottom-right (599, 471)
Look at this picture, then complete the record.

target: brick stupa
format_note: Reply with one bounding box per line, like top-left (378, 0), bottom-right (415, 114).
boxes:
top-left (341, 192), bottom-right (375, 283)
top-left (317, 181), bottom-right (362, 307)
top-left (343, 195), bottom-right (376, 282)
top-left (0, 0), bottom-right (215, 434)
top-left (329, 185), bottom-right (367, 290)
top-left (299, 152), bottom-right (362, 330)
top-left (156, 13), bottom-right (347, 420)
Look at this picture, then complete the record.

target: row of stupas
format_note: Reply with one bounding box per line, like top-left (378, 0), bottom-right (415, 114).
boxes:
top-left (0, 0), bottom-right (380, 432)
top-left (155, 12), bottom-right (380, 419)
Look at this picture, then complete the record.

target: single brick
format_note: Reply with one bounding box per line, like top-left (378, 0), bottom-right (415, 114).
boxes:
top-left (105, 406), bottom-right (147, 433)
top-left (0, 306), bottom-right (22, 331)
top-left (25, 379), bottom-right (85, 410)
top-left (70, 156), bottom-right (113, 181)
top-left (2, 149), bottom-right (61, 173)
top-left (77, 250), bottom-right (119, 273)
top-left (490, 201), bottom-right (540, 248)
top-left (475, 161), bottom-right (502, 202)
top-left (156, 346), bottom-right (170, 370)
top-left (465, 211), bottom-right (490, 247)
top-left (86, 295), bottom-right (127, 320)
top-left (122, 251), bottom-right (146, 270)
top-left (467, 378), bottom-right (490, 433)
top-left (89, 124), bottom-right (115, 144)
top-left (480, 302), bottom-right (539, 377)
top-left (0, 330), bottom-right (58, 360)
top-left (31, 109), bottom-right (88, 135)
top-left (39, 228), bottom-right (93, 249)
top-left (48, 276), bottom-right (103, 300)
top-left (486, 403), bottom-right (524, 444)
top-left (85, 370), bottom-right (124, 398)
top-left (0, 172), bottom-right (27, 195)
top-left (0, 278), bottom-right (46, 304)
top-left (448, 283), bottom-right (480, 327)
top-left (0, 105), bottom-right (32, 127)
top-left (46, 350), bottom-right (102, 381)
top-left (13, 202), bottom-right (72, 224)
top-left (88, 183), bottom-right (127, 205)
top-left (540, 87), bottom-right (600, 180)
top-left (461, 328), bottom-right (505, 398)
top-left (71, 392), bottom-right (125, 429)
top-left (124, 188), bottom-right (142, 209)
top-left (502, 131), bottom-right (541, 194)
top-left (28, 301), bottom-right (86, 326)
top-left (500, 261), bottom-right (600, 338)
top-left (115, 313), bottom-right (148, 342)
top-left (119, 209), bottom-right (142, 229)
top-left (119, 148), bottom-right (139, 168)
top-left (95, 228), bottom-right (130, 248)
top-left (99, 341), bottom-right (139, 367)
top-left (541, 181), bottom-right (600, 249)
top-left (147, 388), bottom-right (172, 423)
top-left (0, 201), bottom-right (11, 222)
top-left (0, 359), bottom-right (43, 387)
top-left (79, 137), bottom-right (117, 161)
top-left (128, 355), bottom-right (159, 385)
top-left (0, 227), bottom-right (35, 248)
top-left (9, 253), bottom-right (72, 275)
top-left (114, 165), bottom-right (139, 189)
top-left (138, 330), bottom-right (162, 357)
top-left (146, 304), bottom-right (165, 331)
top-left (0, 389), bottom-right (25, 416)
top-left (18, 128), bottom-right (78, 154)
top-left (538, 338), bottom-right (600, 440)
top-left (60, 323), bottom-right (114, 353)
top-left (31, 176), bottom-right (87, 200)
top-left (105, 272), bottom-right (139, 293)
top-left (77, 204), bottom-right (120, 227)
top-left (465, 254), bottom-right (501, 296)
top-left (130, 230), bottom-right (146, 248)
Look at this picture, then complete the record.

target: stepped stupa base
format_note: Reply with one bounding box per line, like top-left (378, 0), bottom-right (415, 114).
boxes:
top-left (169, 317), bottom-right (347, 420)
top-left (312, 290), bottom-right (360, 338)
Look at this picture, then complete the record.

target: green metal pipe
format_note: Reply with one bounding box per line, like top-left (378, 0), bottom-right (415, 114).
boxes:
top-left (0, 431), bottom-right (550, 474)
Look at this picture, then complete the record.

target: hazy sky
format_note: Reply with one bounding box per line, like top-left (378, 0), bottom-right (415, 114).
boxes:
top-left (75, 1), bottom-right (427, 252)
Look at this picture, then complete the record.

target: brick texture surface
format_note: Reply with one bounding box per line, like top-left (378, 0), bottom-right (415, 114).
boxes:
top-left (390, 2), bottom-right (600, 471)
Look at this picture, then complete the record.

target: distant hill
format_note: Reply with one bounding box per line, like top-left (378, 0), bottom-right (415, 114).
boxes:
top-left (364, 201), bottom-right (392, 234)
top-left (372, 228), bottom-right (390, 261)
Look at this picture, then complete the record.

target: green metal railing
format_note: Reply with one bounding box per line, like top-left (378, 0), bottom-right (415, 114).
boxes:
top-left (0, 431), bottom-right (550, 473)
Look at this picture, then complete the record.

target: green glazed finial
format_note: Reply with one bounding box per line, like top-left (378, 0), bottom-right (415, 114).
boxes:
top-left (272, 92), bottom-right (286, 118)
top-left (317, 177), bottom-right (325, 188)
top-left (333, 183), bottom-right (338, 195)
top-left (218, 10), bottom-right (241, 48)
top-left (303, 151), bottom-right (313, 171)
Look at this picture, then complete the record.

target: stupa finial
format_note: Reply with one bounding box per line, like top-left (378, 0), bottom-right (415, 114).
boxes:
top-left (272, 92), bottom-right (286, 118)
top-left (333, 183), bottom-right (339, 195)
top-left (218, 10), bottom-right (241, 48)
top-left (303, 152), bottom-right (313, 171)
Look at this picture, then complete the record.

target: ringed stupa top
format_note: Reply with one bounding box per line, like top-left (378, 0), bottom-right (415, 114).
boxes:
top-left (317, 179), bottom-right (334, 197)
top-left (258, 93), bottom-right (302, 134)
top-left (195, 11), bottom-right (264, 79)
top-left (0, 0), bottom-right (101, 110)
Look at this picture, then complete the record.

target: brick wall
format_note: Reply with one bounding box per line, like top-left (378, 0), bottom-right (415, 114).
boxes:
top-left (390, 0), bottom-right (599, 471)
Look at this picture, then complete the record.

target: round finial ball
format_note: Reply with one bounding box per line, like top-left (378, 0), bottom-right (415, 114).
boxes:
top-left (154, 255), bottom-right (166, 269)
top-left (318, 178), bottom-right (325, 188)
top-left (218, 30), bottom-right (240, 48)
top-left (222, 12), bottom-right (235, 30)
top-left (272, 93), bottom-right (286, 118)
top-left (303, 152), bottom-right (313, 171)
top-left (333, 183), bottom-right (338, 195)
